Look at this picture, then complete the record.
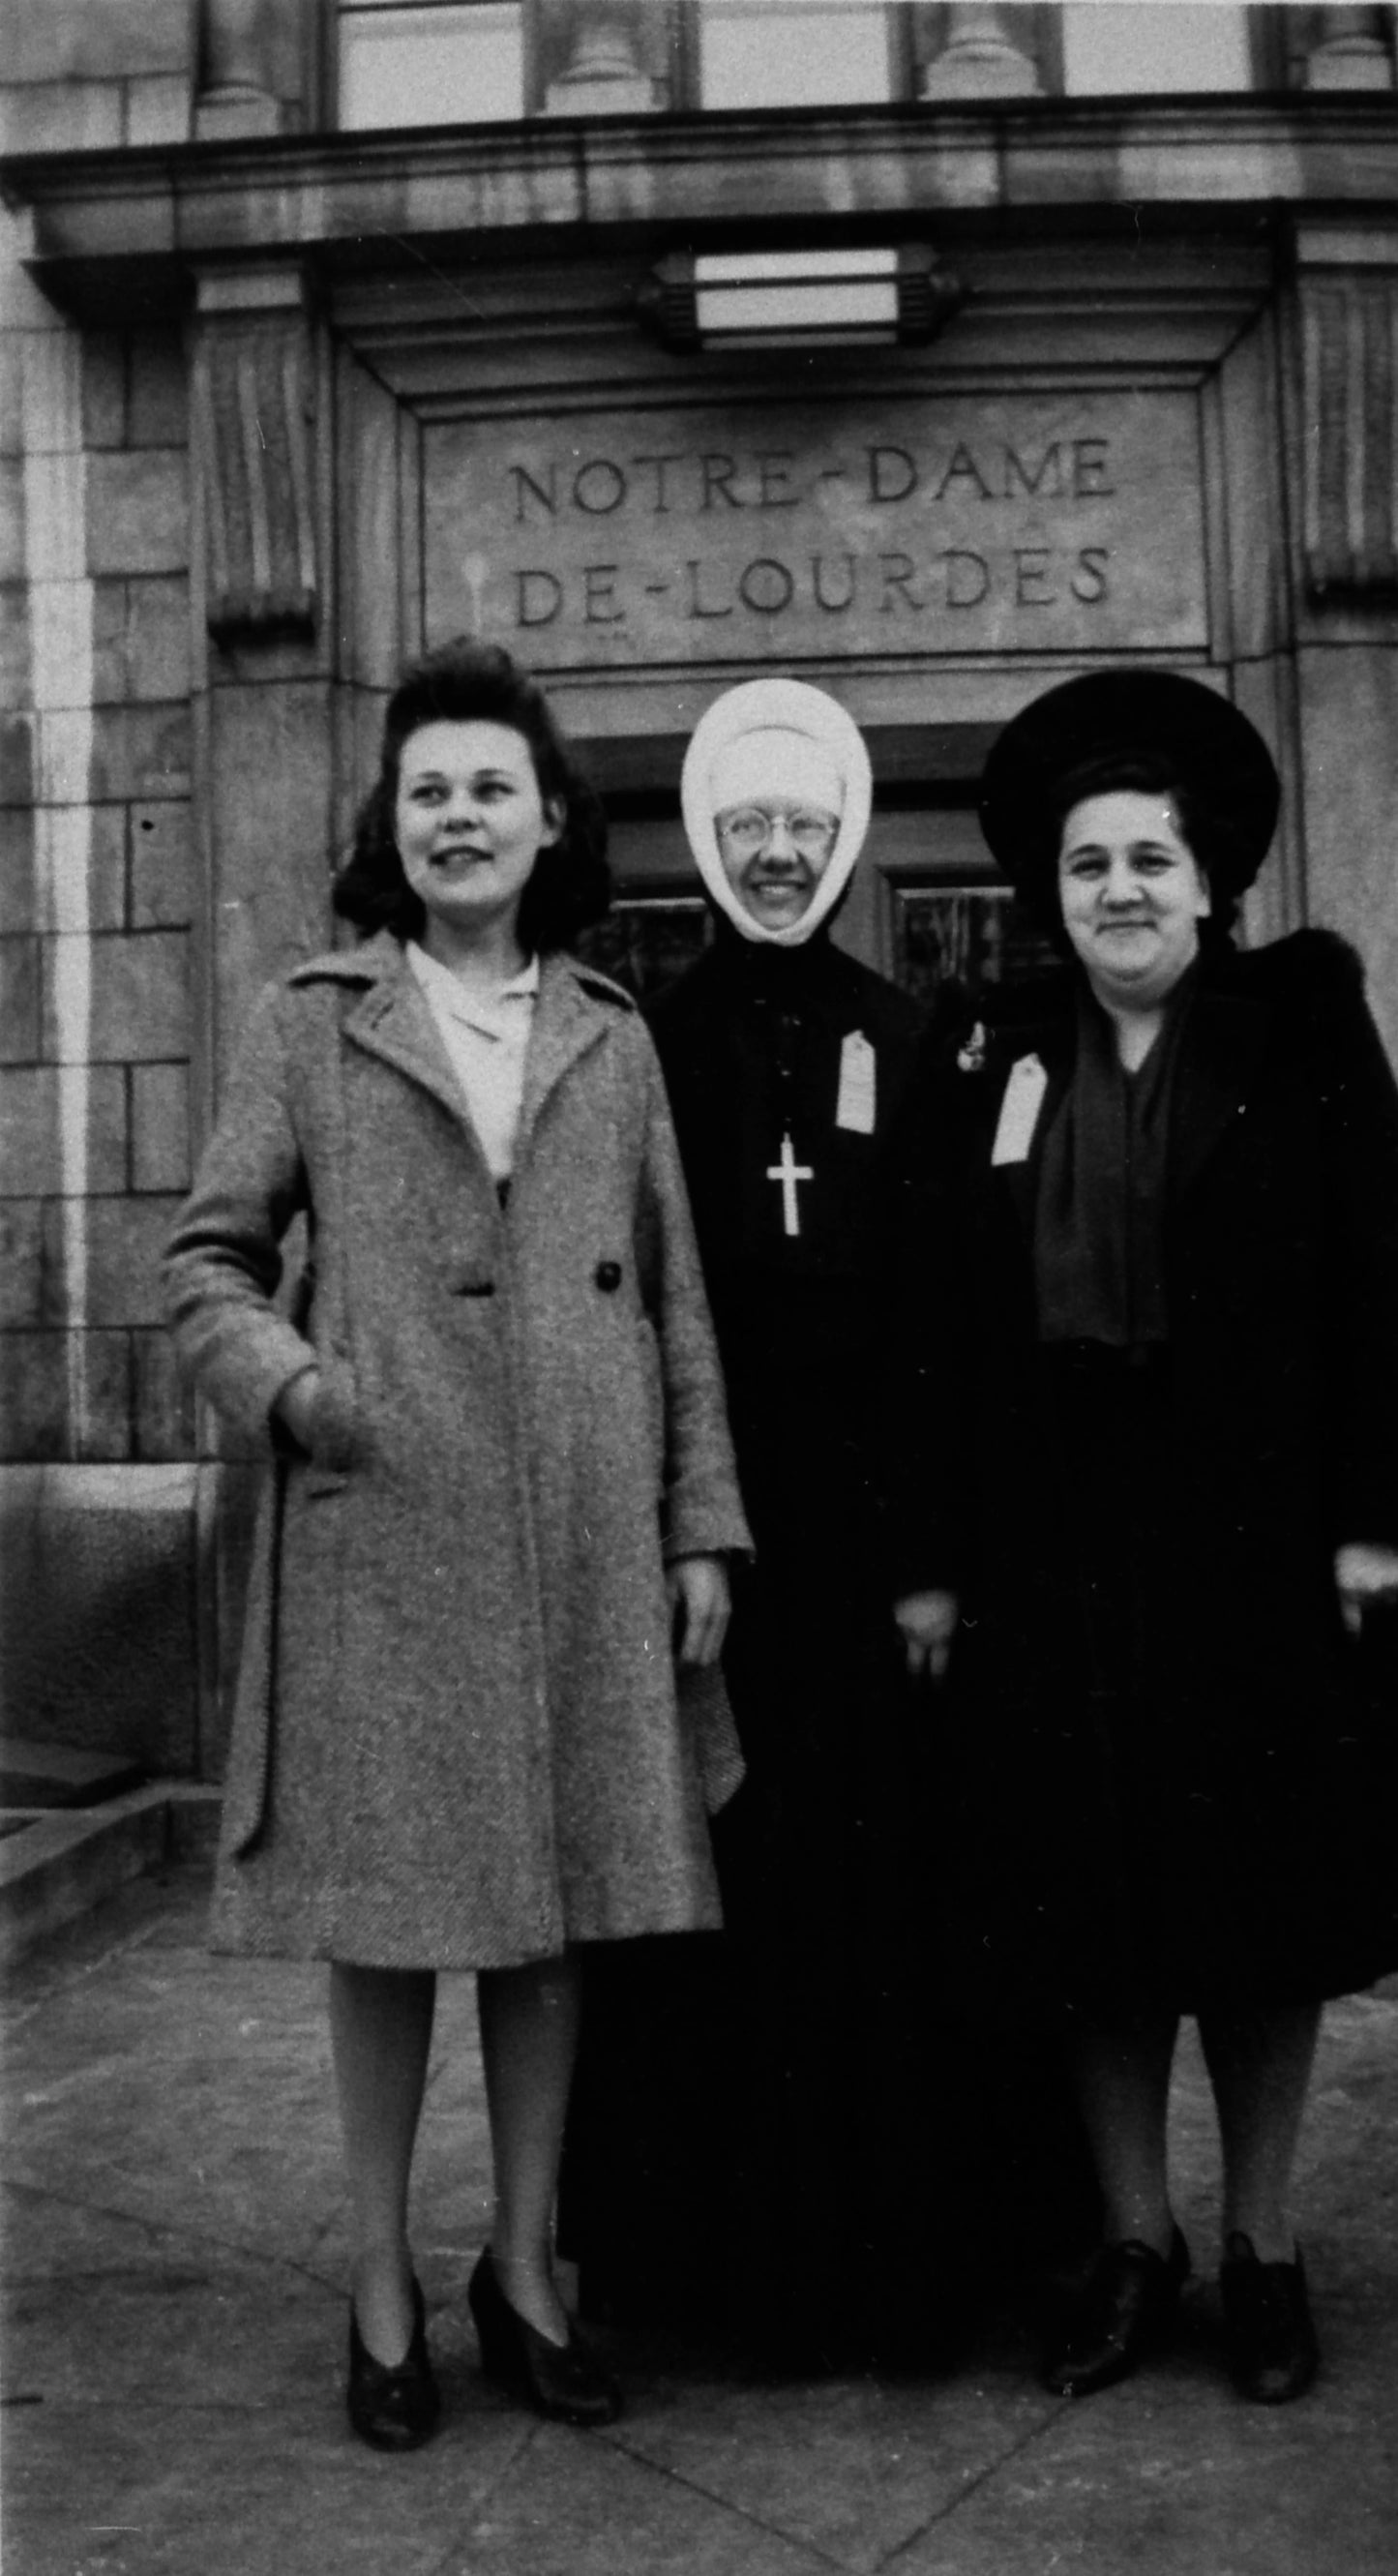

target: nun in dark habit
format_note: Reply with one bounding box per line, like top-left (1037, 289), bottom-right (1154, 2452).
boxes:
top-left (561, 679), bottom-right (1094, 2368)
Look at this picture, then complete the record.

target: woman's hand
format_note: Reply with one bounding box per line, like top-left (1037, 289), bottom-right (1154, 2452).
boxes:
top-left (274, 1364), bottom-right (321, 1454)
top-left (668, 1554), bottom-right (731, 1666)
top-left (893, 1588), bottom-right (960, 1683)
top-left (1334, 1541), bottom-right (1398, 1636)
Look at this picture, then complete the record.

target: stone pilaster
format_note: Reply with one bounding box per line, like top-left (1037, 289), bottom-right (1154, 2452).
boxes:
top-left (188, 263), bottom-right (334, 1066)
top-left (914, 2), bottom-right (1042, 101)
top-left (1287, 225), bottom-right (1398, 1070)
top-left (538, 0), bottom-right (668, 115)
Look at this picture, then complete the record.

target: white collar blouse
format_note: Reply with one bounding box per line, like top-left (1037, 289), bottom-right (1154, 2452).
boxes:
top-left (405, 942), bottom-right (540, 1181)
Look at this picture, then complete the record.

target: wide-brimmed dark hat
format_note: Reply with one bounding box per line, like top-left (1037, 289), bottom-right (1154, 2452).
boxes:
top-left (978, 669), bottom-right (1280, 900)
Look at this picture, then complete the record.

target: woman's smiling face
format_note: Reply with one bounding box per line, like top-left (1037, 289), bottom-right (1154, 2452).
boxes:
top-left (394, 719), bottom-right (560, 944)
top-left (1057, 788), bottom-right (1212, 1011)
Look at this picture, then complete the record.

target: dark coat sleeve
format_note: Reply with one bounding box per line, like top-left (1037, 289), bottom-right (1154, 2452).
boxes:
top-left (878, 1024), bottom-right (988, 1603)
top-left (1304, 935), bottom-right (1398, 1544)
top-left (163, 980), bottom-right (321, 1441)
top-left (629, 1019), bottom-right (754, 1566)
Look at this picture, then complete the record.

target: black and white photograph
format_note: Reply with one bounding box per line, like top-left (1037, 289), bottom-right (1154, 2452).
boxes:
top-left (3, 6), bottom-right (1398, 2571)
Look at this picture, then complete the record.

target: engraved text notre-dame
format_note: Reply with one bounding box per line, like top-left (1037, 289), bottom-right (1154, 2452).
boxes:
top-left (423, 390), bottom-right (1207, 668)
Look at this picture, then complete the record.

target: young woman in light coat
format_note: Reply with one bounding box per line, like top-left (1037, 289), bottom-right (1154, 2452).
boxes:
top-left (165, 641), bottom-right (750, 2451)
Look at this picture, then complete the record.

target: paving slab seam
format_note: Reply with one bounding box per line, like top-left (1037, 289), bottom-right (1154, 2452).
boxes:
top-left (872, 2397), bottom-right (1079, 2571)
top-left (414, 2424), bottom-right (603, 2576)
top-left (2, 1878), bottom-right (195, 2032)
top-left (597, 2423), bottom-right (862, 2572)
top-left (0, 2172), bottom-right (348, 2303)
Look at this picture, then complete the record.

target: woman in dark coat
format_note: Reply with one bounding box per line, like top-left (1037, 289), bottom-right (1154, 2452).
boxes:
top-left (891, 669), bottom-right (1398, 2407)
top-left (564, 678), bottom-right (1093, 2365)
top-left (165, 643), bottom-right (750, 2450)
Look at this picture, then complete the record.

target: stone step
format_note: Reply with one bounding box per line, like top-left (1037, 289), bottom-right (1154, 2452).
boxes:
top-left (0, 1737), bottom-right (148, 1810)
top-left (0, 1783), bottom-right (222, 1969)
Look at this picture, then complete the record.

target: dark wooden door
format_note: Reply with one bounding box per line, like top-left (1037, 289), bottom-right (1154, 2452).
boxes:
top-left (583, 802), bottom-right (1054, 1009)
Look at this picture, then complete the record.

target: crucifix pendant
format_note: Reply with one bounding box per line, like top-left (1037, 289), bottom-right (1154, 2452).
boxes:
top-left (767, 1130), bottom-right (814, 1238)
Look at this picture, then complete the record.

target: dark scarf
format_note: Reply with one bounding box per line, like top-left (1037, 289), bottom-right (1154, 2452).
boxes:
top-left (1034, 968), bottom-right (1198, 1349)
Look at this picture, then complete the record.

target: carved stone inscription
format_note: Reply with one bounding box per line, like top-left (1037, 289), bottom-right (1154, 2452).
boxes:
top-left (424, 390), bottom-right (1206, 667)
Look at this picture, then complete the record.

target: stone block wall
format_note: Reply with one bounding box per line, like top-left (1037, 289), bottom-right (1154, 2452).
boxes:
top-left (0, 5), bottom-right (205, 1770)
top-left (1, 300), bottom-right (195, 1464)
top-left (0, 0), bottom-right (194, 156)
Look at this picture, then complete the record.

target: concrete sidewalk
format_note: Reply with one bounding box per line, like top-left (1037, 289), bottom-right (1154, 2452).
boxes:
top-left (3, 1857), bottom-right (1396, 2576)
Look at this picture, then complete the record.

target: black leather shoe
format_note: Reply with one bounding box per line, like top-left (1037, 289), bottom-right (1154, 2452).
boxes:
top-left (1220, 2232), bottom-right (1319, 2405)
top-left (1044, 2225), bottom-right (1190, 2398)
top-left (346, 2275), bottom-right (441, 2452)
top-left (468, 2249), bottom-right (621, 2427)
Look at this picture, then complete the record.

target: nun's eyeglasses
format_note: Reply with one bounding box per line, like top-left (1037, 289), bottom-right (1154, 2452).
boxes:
top-left (716, 806), bottom-right (840, 858)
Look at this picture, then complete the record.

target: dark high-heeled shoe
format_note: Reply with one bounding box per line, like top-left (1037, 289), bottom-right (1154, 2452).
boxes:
top-left (468, 2249), bottom-right (621, 2427)
top-left (346, 2274), bottom-right (441, 2452)
top-left (1043, 2224), bottom-right (1190, 2398)
top-left (1219, 2232), bottom-right (1319, 2404)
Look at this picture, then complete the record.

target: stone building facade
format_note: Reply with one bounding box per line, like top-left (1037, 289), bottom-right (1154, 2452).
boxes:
top-left (2, 1), bottom-right (1397, 1774)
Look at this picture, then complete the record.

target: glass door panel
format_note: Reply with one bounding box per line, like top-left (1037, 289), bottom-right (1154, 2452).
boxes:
top-left (584, 798), bottom-right (1057, 1007)
top-left (576, 812), bottom-right (711, 1003)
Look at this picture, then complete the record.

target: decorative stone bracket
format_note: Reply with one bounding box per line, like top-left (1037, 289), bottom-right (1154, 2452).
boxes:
top-left (1297, 236), bottom-right (1398, 599)
top-left (192, 269), bottom-right (320, 643)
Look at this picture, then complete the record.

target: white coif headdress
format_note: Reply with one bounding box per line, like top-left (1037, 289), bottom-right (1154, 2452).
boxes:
top-left (680, 678), bottom-right (874, 948)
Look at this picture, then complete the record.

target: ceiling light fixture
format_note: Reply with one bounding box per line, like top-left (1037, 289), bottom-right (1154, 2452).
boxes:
top-left (639, 246), bottom-right (963, 350)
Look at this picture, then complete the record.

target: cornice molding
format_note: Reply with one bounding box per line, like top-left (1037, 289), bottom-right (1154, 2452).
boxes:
top-left (4, 100), bottom-right (1398, 319)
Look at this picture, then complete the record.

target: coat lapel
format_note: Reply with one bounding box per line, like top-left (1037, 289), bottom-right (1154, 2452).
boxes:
top-left (984, 966), bottom-right (1273, 1237)
top-left (340, 935), bottom-right (478, 1136)
top-left (516, 954), bottom-right (614, 1155)
top-left (336, 941), bottom-right (618, 1167)
top-left (1169, 974), bottom-right (1271, 1204)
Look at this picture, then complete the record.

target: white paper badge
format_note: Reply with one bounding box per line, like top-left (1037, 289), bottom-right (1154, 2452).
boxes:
top-left (991, 1053), bottom-right (1049, 1166)
top-left (835, 1031), bottom-right (877, 1135)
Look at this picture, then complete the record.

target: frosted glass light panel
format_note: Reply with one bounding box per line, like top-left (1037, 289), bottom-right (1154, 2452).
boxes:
top-left (695, 249), bottom-right (902, 344)
top-left (340, 2), bottom-right (525, 129)
top-left (1062, 3), bottom-right (1253, 95)
top-left (699, 1), bottom-right (896, 107)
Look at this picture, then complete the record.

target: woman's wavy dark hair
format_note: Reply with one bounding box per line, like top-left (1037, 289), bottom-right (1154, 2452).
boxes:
top-left (333, 640), bottom-right (610, 953)
top-left (1022, 746), bottom-right (1240, 954)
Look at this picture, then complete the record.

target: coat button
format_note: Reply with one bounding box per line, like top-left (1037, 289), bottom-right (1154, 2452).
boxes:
top-left (594, 1260), bottom-right (622, 1293)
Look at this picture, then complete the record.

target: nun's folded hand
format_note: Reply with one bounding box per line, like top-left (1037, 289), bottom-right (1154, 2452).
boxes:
top-left (668, 1553), bottom-right (732, 1666)
top-left (1334, 1541), bottom-right (1398, 1636)
top-left (893, 1589), bottom-right (960, 1685)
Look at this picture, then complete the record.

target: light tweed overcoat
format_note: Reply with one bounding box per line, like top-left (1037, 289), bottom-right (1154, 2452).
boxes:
top-left (164, 933), bottom-right (752, 1970)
